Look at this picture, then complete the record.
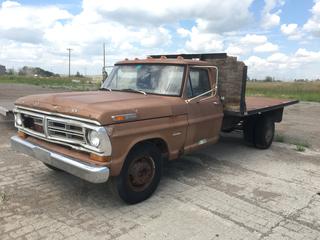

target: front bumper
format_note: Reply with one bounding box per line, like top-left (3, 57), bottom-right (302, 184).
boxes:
top-left (11, 136), bottom-right (110, 183)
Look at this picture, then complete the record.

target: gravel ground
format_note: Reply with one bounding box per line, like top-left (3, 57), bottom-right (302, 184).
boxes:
top-left (0, 84), bottom-right (320, 240)
top-left (0, 83), bottom-right (67, 111)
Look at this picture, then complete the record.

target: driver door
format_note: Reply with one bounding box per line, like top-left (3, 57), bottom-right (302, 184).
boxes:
top-left (184, 67), bottom-right (223, 152)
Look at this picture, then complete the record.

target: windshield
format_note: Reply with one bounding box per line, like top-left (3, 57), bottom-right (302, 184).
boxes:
top-left (101, 64), bottom-right (185, 96)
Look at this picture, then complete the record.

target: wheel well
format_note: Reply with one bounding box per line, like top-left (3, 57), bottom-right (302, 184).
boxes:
top-left (130, 138), bottom-right (169, 160)
top-left (242, 108), bottom-right (283, 124)
top-left (264, 108), bottom-right (283, 123)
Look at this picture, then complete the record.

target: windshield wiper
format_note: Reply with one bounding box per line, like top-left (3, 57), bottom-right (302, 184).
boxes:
top-left (99, 88), bottom-right (113, 91)
top-left (120, 88), bottom-right (147, 95)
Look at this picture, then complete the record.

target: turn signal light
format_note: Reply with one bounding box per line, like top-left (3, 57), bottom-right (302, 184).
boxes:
top-left (113, 115), bottom-right (125, 121)
top-left (90, 153), bottom-right (111, 162)
top-left (112, 113), bottom-right (137, 122)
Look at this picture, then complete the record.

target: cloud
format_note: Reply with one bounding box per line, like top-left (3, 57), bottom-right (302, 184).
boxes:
top-left (303, 0), bottom-right (320, 37)
top-left (280, 1), bottom-right (320, 40)
top-left (0, 28), bottom-right (44, 44)
top-left (261, 0), bottom-right (285, 29)
top-left (0, 1), bottom-right (72, 43)
top-left (294, 48), bottom-right (320, 62)
top-left (0, 0), bottom-right (255, 73)
top-left (235, 34), bottom-right (278, 53)
top-left (44, 18), bottom-right (172, 54)
top-left (245, 49), bottom-right (320, 79)
top-left (0, 0), bottom-right (319, 80)
top-left (281, 23), bottom-right (303, 40)
top-left (281, 23), bottom-right (298, 35)
top-left (139, 27), bottom-right (172, 48)
top-left (183, 27), bottom-right (224, 52)
top-left (177, 28), bottom-right (191, 38)
top-left (225, 44), bottom-right (246, 56)
top-left (254, 42), bottom-right (279, 52)
top-left (87, 0), bottom-right (254, 33)
top-left (0, 0), bottom-right (174, 74)
top-left (267, 52), bottom-right (288, 62)
top-left (246, 56), bottom-right (271, 70)
top-left (1, 0), bottom-right (20, 8)
top-left (240, 34), bottom-right (268, 45)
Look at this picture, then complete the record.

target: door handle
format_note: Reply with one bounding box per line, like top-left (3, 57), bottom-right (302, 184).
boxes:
top-left (213, 101), bottom-right (219, 105)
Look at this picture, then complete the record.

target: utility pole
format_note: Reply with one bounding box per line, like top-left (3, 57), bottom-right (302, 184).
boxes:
top-left (102, 43), bottom-right (107, 82)
top-left (103, 43), bottom-right (106, 71)
top-left (67, 48), bottom-right (72, 78)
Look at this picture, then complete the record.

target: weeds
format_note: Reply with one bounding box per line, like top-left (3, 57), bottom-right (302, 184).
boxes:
top-left (2, 76), bottom-right (319, 100)
top-left (247, 81), bottom-right (320, 102)
top-left (292, 140), bottom-right (310, 148)
top-left (0, 192), bottom-right (7, 204)
top-left (0, 75), bottom-right (100, 91)
top-left (274, 133), bottom-right (310, 152)
top-left (274, 134), bottom-right (285, 143)
top-left (296, 144), bottom-right (306, 152)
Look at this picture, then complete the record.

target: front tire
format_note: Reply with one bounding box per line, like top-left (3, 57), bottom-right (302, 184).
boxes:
top-left (113, 142), bottom-right (162, 204)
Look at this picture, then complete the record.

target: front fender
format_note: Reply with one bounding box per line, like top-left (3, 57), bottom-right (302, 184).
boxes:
top-left (108, 115), bottom-right (188, 176)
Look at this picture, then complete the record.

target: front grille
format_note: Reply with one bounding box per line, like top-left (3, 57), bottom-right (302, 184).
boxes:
top-left (14, 107), bottom-right (111, 156)
top-left (47, 119), bottom-right (86, 144)
top-left (19, 111), bottom-right (87, 146)
top-left (22, 114), bottom-right (45, 134)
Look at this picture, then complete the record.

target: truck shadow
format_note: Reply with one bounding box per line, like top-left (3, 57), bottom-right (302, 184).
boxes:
top-left (37, 132), bottom-right (252, 208)
top-left (163, 133), bottom-right (249, 180)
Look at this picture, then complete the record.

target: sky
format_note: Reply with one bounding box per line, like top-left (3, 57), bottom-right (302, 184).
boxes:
top-left (0, 0), bottom-right (319, 80)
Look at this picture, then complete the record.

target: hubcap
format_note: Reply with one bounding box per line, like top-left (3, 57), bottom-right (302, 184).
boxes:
top-left (127, 156), bottom-right (155, 192)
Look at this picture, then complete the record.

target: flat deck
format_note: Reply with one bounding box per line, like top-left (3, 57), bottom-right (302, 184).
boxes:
top-left (225, 96), bottom-right (299, 116)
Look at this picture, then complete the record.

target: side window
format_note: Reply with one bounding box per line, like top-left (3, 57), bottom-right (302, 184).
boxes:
top-left (187, 68), bottom-right (211, 98)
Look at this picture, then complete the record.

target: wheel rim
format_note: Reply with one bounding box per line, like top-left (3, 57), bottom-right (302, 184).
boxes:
top-left (127, 155), bottom-right (155, 192)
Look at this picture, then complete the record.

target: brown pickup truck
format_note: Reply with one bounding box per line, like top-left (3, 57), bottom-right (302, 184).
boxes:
top-left (11, 53), bottom-right (298, 204)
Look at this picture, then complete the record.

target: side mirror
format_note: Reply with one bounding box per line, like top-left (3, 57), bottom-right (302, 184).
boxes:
top-left (212, 86), bottom-right (218, 97)
top-left (101, 71), bottom-right (108, 84)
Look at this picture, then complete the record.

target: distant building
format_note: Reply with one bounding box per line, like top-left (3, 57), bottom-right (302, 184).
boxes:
top-left (0, 65), bottom-right (6, 75)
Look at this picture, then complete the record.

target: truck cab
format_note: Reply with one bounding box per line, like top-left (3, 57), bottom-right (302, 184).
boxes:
top-left (102, 58), bottom-right (224, 152)
top-left (11, 53), bottom-right (298, 204)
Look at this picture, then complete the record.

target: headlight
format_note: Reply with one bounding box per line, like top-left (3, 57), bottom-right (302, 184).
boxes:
top-left (86, 127), bottom-right (112, 156)
top-left (15, 113), bottom-right (22, 126)
top-left (87, 130), bottom-right (100, 147)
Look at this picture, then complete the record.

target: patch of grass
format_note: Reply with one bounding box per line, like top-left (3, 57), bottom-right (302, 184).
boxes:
top-left (0, 192), bottom-right (7, 204)
top-left (274, 133), bottom-right (310, 151)
top-left (292, 140), bottom-right (310, 149)
top-left (296, 144), bottom-right (306, 152)
top-left (246, 81), bottom-right (320, 102)
top-left (274, 134), bottom-right (285, 143)
top-left (0, 75), bottom-right (100, 91)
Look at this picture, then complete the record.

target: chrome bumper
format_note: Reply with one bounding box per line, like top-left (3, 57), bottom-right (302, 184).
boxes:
top-left (11, 136), bottom-right (110, 183)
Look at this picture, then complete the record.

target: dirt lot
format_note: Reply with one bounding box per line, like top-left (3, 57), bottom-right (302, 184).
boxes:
top-left (0, 84), bottom-right (67, 111)
top-left (1, 84), bottom-right (320, 240)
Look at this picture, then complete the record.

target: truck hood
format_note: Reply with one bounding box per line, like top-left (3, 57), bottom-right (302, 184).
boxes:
top-left (15, 91), bottom-right (186, 125)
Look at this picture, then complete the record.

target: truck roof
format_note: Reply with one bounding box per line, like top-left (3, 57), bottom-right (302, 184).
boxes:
top-left (116, 57), bottom-right (210, 66)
